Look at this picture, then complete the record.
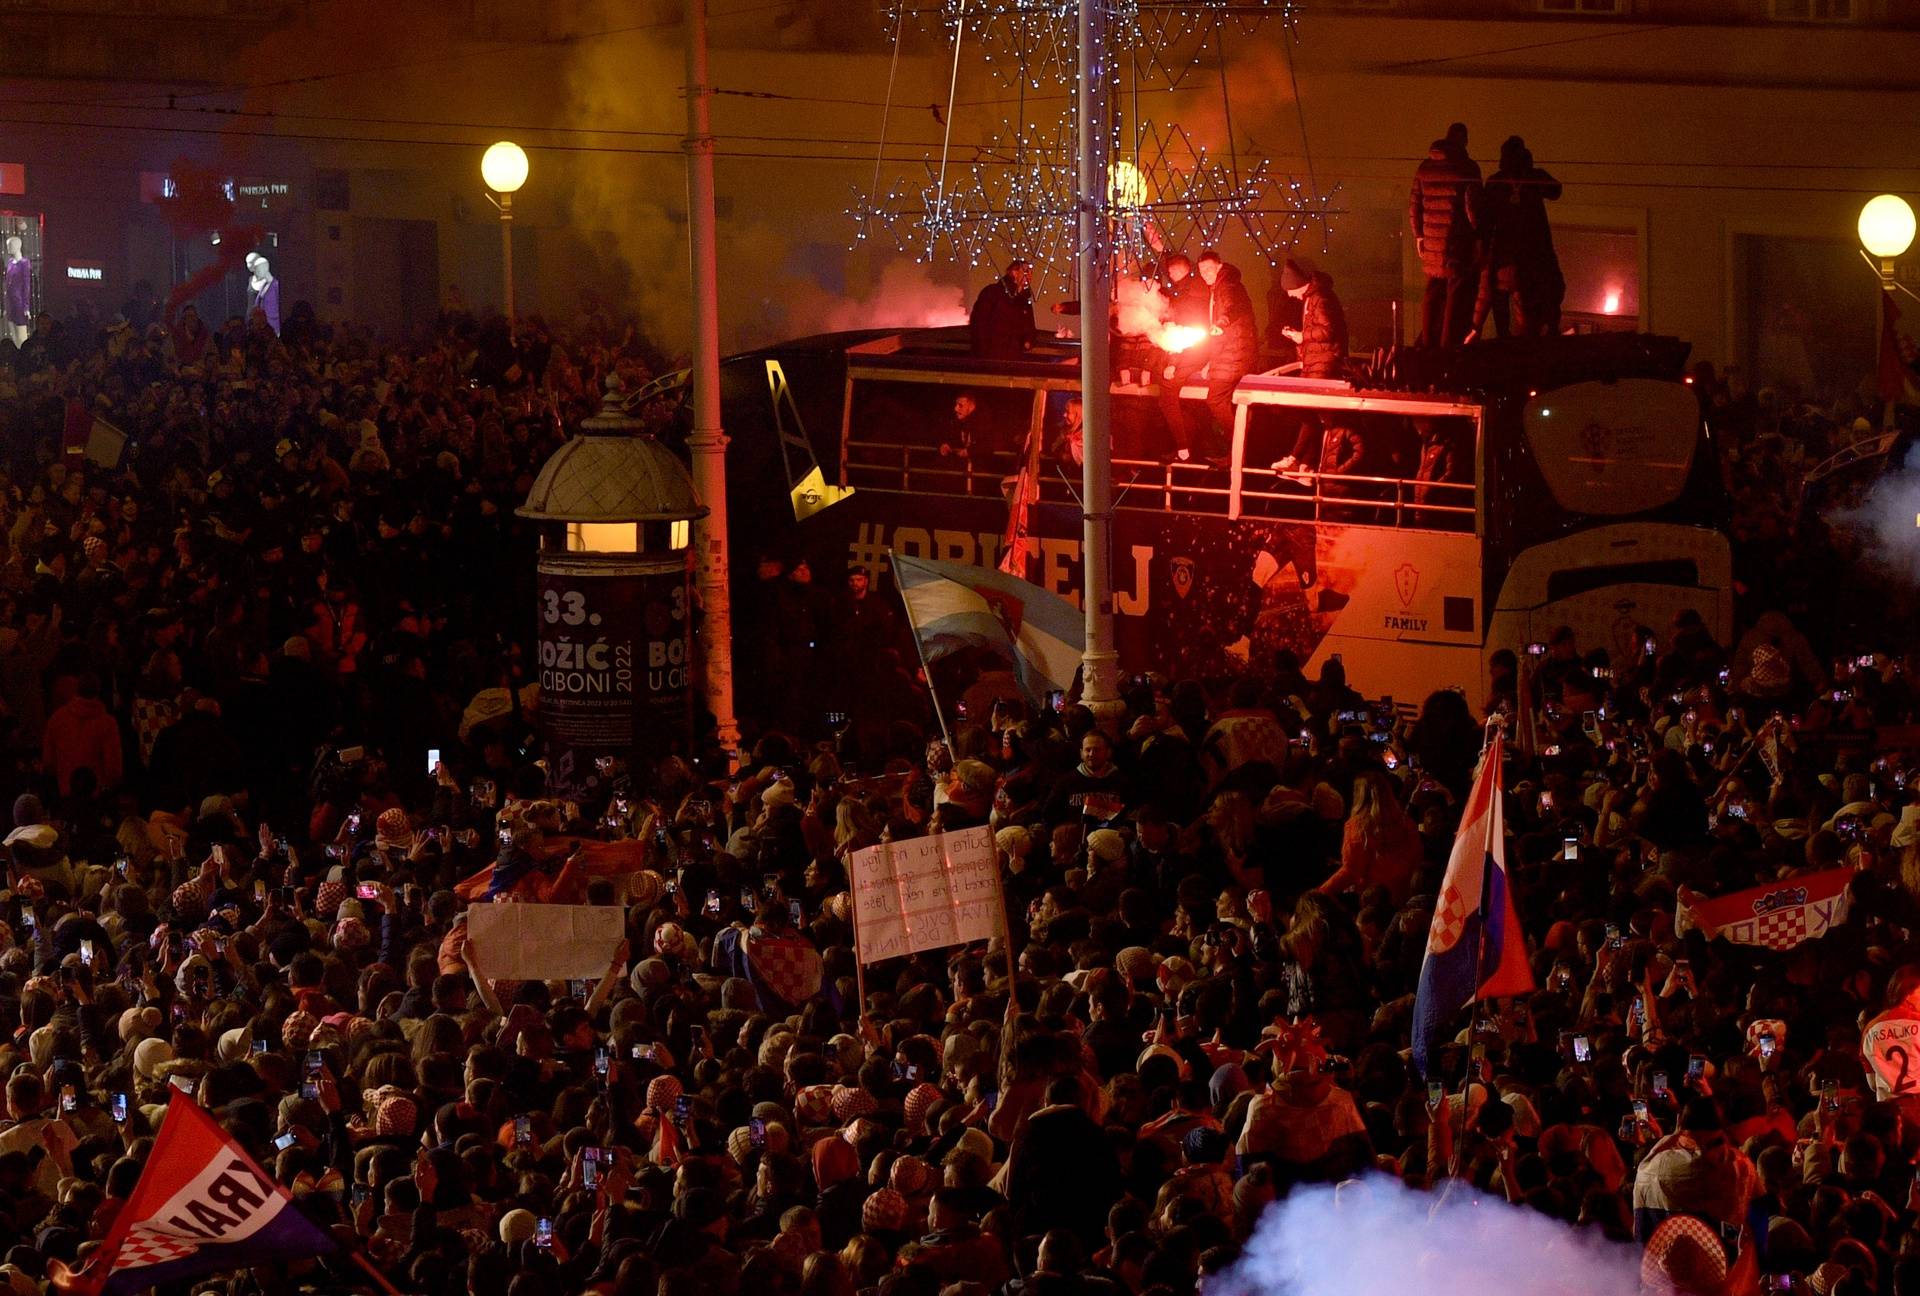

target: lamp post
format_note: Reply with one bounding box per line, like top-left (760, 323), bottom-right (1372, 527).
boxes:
top-left (518, 381), bottom-right (708, 799)
top-left (1860, 194), bottom-right (1915, 430)
top-left (482, 140), bottom-right (528, 321)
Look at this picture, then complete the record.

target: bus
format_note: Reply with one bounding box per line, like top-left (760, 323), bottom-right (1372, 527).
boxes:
top-left (700, 326), bottom-right (1730, 705)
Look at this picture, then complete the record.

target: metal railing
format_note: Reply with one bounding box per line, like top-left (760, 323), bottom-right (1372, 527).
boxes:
top-left (842, 440), bottom-right (1475, 532)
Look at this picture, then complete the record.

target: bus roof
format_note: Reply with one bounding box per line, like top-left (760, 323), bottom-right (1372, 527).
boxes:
top-left (738, 325), bottom-right (1695, 409)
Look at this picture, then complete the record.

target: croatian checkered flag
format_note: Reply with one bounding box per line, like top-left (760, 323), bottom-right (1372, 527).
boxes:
top-left (1411, 722), bottom-right (1534, 1077)
top-left (52, 1092), bottom-right (335, 1295)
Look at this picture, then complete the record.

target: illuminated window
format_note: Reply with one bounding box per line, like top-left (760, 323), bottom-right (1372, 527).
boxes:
top-left (1539, 0), bottom-right (1625, 12)
top-left (565, 522), bottom-right (638, 553)
top-left (1770, 0), bottom-right (1854, 18)
top-left (1556, 227), bottom-right (1640, 331)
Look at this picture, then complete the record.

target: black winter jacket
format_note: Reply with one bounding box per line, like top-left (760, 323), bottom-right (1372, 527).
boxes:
top-left (1409, 141), bottom-right (1483, 276)
top-left (1205, 264), bottom-right (1259, 376)
top-left (969, 273), bottom-right (1035, 359)
top-left (1297, 272), bottom-right (1348, 379)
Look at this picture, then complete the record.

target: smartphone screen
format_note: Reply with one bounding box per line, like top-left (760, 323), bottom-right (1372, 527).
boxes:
top-left (1573, 1035), bottom-right (1591, 1063)
top-left (1562, 837), bottom-right (1579, 862)
top-left (1652, 1072), bottom-right (1670, 1098)
top-left (534, 1217), bottom-right (554, 1249)
top-left (112, 1093), bottom-right (127, 1122)
top-left (514, 1115), bottom-right (532, 1147)
top-left (788, 898), bottom-right (805, 927)
top-left (1687, 1055), bottom-right (1706, 1081)
top-left (275, 1131), bottom-right (297, 1150)
top-left (80, 939), bottom-right (94, 965)
top-left (427, 748), bottom-right (441, 774)
top-left (1426, 1081), bottom-right (1444, 1107)
top-left (582, 1147), bottom-right (601, 1189)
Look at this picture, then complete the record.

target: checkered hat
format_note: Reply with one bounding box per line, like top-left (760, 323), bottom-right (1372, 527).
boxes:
top-left (1641, 1215), bottom-right (1727, 1295)
top-left (646, 1075), bottom-right (683, 1111)
top-left (903, 1083), bottom-right (943, 1135)
top-left (653, 922), bottom-right (697, 961)
top-left (628, 870), bottom-right (665, 910)
top-left (727, 1126), bottom-right (757, 1166)
top-left (281, 1010), bottom-right (319, 1050)
top-left (861, 1188), bottom-right (909, 1232)
top-left (889, 1155), bottom-right (933, 1198)
top-left (315, 880), bottom-right (347, 917)
top-left (794, 1084), bottom-right (836, 1127)
top-left (373, 1088), bottom-right (417, 1137)
top-left (831, 1085), bottom-right (877, 1123)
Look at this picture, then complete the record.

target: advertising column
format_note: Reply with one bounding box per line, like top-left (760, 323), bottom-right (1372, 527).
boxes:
top-left (535, 558), bottom-right (692, 799)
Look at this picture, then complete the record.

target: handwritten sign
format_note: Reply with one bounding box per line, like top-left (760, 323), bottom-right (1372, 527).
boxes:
top-left (466, 903), bottom-right (625, 981)
top-left (850, 826), bottom-right (1001, 966)
top-left (1864, 1006), bottom-right (1920, 1100)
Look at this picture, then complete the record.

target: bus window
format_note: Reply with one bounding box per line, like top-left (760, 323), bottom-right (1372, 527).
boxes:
top-left (1238, 405), bottom-right (1475, 532)
top-left (843, 380), bottom-right (1031, 496)
top-left (1521, 379), bottom-right (1698, 516)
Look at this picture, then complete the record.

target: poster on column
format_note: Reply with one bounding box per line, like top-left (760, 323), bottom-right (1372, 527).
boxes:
top-left (535, 565), bottom-right (690, 798)
top-left (849, 825), bottom-right (1001, 965)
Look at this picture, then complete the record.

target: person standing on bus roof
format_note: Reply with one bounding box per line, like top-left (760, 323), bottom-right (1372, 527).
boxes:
top-left (1476, 136), bottom-right (1564, 340)
top-left (1154, 255), bottom-right (1212, 463)
top-left (1277, 259), bottom-right (1348, 381)
top-left (969, 261), bottom-right (1036, 360)
top-left (1195, 250), bottom-right (1258, 463)
top-left (1409, 122), bottom-right (1482, 348)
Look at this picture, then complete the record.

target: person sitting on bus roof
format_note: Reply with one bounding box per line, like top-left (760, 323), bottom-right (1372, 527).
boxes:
top-left (969, 260), bottom-right (1036, 361)
top-left (1276, 259), bottom-right (1348, 381)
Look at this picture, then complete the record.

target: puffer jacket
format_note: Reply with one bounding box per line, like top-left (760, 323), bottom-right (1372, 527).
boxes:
top-left (1206, 264), bottom-right (1260, 376)
top-left (1297, 272), bottom-right (1348, 379)
top-left (1409, 140), bottom-right (1482, 275)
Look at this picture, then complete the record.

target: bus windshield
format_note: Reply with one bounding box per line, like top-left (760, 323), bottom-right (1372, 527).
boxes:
top-left (1519, 379), bottom-right (1702, 517)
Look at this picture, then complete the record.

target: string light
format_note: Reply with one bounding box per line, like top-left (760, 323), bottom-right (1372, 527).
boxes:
top-left (853, 0), bottom-right (1337, 288)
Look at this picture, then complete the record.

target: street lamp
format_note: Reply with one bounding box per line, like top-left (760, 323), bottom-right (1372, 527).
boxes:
top-left (1860, 195), bottom-right (1916, 428)
top-left (482, 141), bottom-right (528, 320)
top-left (1860, 194), bottom-right (1915, 269)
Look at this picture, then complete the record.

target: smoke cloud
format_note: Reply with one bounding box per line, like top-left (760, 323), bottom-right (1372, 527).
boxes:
top-left (1212, 1175), bottom-right (1640, 1296)
top-left (1832, 444), bottom-right (1920, 581)
top-left (778, 259), bottom-right (969, 335)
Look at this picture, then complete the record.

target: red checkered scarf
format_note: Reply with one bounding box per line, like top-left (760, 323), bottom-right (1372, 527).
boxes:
top-left (1642, 1215), bottom-right (1727, 1295)
top-left (747, 927), bottom-right (823, 1008)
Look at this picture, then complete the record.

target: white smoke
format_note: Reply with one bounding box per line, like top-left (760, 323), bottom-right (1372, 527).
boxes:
top-left (1832, 443), bottom-right (1920, 580)
top-left (1213, 1175), bottom-right (1640, 1296)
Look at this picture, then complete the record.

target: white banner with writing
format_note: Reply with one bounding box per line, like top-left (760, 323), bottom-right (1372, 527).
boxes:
top-left (850, 826), bottom-right (1002, 966)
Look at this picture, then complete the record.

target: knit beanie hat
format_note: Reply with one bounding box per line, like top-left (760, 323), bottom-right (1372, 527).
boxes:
top-left (862, 1188), bottom-right (909, 1232)
top-left (1281, 259), bottom-right (1309, 291)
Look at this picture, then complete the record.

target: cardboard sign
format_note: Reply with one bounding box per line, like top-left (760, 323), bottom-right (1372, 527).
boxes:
top-left (850, 825), bottom-right (1001, 966)
top-left (1864, 1006), bottom-right (1920, 1100)
top-left (466, 902), bottom-right (625, 982)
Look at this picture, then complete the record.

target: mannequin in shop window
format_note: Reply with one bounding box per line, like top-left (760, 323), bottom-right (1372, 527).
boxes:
top-left (244, 251), bottom-right (281, 336)
top-left (4, 237), bottom-right (30, 348)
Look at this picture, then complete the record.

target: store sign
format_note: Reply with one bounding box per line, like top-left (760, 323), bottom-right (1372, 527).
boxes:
top-left (0, 164), bottom-right (24, 197)
top-left (65, 262), bottom-right (104, 283)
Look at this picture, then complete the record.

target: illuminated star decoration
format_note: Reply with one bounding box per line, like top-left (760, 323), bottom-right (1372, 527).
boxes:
top-left (853, 0), bottom-right (1337, 290)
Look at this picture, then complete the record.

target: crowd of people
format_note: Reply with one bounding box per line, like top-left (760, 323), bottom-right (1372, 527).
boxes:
top-left (2, 279), bottom-right (1920, 1296)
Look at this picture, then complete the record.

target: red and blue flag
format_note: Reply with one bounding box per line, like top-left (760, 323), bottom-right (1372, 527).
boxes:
top-left (53, 1092), bottom-right (335, 1296)
top-left (1412, 728), bottom-right (1533, 1076)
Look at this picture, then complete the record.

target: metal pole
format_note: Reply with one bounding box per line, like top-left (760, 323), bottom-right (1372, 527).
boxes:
top-left (1078, 0), bottom-right (1121, 711)
top-left (684, 0), bottom-right (741, 762)
top-left (499, 192), bottom-right (514, 322)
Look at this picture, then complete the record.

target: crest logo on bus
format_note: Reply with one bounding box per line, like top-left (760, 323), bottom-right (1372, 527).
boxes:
top-left (1393, 563), bottom-right (1420, 609)
top-left (1170, 558), bottom-right (1195, 599)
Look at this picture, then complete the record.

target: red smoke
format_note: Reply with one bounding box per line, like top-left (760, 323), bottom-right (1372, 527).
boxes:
top-left (160, 160), bottom-right (263, 327)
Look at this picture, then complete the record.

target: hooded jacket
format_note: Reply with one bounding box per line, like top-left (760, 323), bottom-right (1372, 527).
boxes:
top-left (43, 695), bottom-right (123, 794)
top-left (1409, 140), bottom-right (1483, 276)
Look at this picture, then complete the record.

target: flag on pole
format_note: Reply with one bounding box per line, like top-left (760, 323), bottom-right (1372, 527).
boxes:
top-left (1880, 289), bottom-right (1908, 405)
top-left (1411, 727), bottom-right (1533, 1076)
top-left (1675, 868), bottom-right (1853, 952)
top-left (52, 1093), bottom-right (335, 1296)
top-left (891, 552), bottom-right (1084, 704)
